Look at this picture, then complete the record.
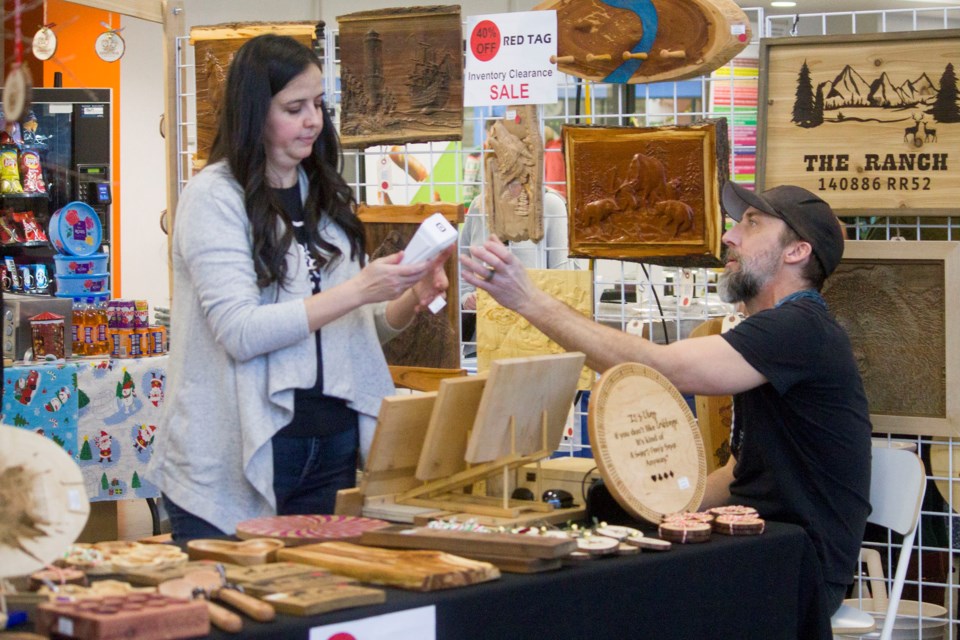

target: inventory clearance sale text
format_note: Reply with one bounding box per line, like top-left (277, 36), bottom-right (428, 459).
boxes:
top-left (804, 152), bottom-right (947, 192)
top-left (465, 13), bottom-right (557, 107)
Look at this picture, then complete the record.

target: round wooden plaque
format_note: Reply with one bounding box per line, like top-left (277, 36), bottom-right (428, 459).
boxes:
top-left (235, 514), bottom-right (390, 546)
top-left (587, 363), bottom-right (706, 524)
top-left (0, 426), bottom-right (90, 578)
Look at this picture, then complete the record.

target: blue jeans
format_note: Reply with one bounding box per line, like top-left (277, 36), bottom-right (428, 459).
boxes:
top-left (272, 429), bottom-right (359, 515)
top-left (163, 429), bottom-right (359, 542)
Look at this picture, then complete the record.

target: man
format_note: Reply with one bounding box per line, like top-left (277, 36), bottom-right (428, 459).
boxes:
top-left (461, 182), bottom-right (872, 615)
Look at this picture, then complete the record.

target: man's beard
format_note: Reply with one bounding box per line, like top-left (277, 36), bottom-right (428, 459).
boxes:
top-left (718, 248), bottom-right (779, 303)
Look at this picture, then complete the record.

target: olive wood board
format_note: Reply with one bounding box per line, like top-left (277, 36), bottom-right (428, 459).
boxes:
top-left (465, 352), bottom-right (586, 463)
top-left (358, 524), bottom-right (576, 559)
top-left (415, 375), bottom-right (488, 481)
top-left (186, 538), bottom-right (285, 566)
top-left (238, 571), bottom-right (356, 598)
top-left (224, 561), bottom-right (324, 586)
top-left (361, 393), bottom-right (438, 498)
top-left (121, 560), bottom-right (240, 586)
top-left (588, 363), bottom-right (707, 524)
top-left (262, 584), bottom-right (386, 616)
top-left (277, 541), bottom-right (501, 591)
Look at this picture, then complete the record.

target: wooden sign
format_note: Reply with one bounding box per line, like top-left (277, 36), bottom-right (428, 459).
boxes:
top-left (278, 541), bottom-right (500, 591)
top-left (189, 22), bottom-right (320, 167)
top-left (337, 6), bottom-right (463, 148)
top-left (563, 121), bottom-right (726, 266)
top-left (588, 363), bottom-right (706, 523)
top-left (534, 0), bottom-right (751, 84)
top-left (465, 352), bottom-right (586, 463)
top-left (821, 241), bottom-right (960, 437)
top-left (759, 29), bottom-right (960, 215)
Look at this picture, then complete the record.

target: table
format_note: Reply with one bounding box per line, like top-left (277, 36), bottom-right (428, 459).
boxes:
top-left (195, 522), bottom-right (829, 640)
top-left (2, 355), bottom-right (167, 501)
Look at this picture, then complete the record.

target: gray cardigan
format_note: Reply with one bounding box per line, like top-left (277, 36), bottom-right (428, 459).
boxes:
top-left (146, 162), bottom-right (401, 533)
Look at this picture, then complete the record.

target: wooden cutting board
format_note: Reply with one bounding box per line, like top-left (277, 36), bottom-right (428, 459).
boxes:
top-left (262, 584), bottom-right (386, 616)
top-left (359, 524), bottom-right (576, 559)
top-left (224, 562), bottom-right (324, 586)
top-left (186, 538), bottom-right (284, 566)
top-left (121, 560), bottom-right (238, 586)
top-left (362, 393), bottom-right (437, 497)
top-left (235, 515), bottom-right (392, 546)
top-left (465, 352), bottom-right (586, 463)
top-left (238, 571), bottom-right (354, 598)
top-left (415, 375), bottom-right (487, 481)
top-left (588, 363), bottom-right (706, 523)
top-left (278, 541), bottom-right (501, 591)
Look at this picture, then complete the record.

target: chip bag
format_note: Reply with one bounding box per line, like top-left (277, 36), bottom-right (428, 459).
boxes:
top-left (19, 149), bottom-right (46, 194)
top-left (1, 146), bottom-right (23, 194)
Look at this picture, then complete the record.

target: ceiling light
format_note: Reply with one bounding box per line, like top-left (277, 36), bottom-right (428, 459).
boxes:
top-left (771, 1), bottom-right (797, 6)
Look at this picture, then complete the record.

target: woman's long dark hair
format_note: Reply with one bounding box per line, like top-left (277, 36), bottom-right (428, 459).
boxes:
top-left (208, 34), bottom-right (365, 289)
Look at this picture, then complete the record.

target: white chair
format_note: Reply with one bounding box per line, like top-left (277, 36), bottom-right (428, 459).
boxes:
top-left (831, 446), bottom-right (927, 640)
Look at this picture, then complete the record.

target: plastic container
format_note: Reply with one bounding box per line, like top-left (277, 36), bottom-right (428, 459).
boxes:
top-left (53, 253), bottom-right (109, 276)
top-left (55, 273), bottom-right (109, 296)
top-left (48, 201), bottom-right (103, 256)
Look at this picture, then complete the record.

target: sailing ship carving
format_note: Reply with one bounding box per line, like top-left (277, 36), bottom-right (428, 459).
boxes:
top-left (407, 42), bottom-right (455, 114)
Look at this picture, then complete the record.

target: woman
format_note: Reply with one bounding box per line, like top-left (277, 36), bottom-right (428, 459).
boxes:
top-left (147, 34), bottom-right (450, 541)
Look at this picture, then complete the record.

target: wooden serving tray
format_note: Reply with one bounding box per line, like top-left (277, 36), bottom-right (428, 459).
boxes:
top-left (359, 525), bottom-right (576, 559)
top-left (236, 514), bottom-right (391, 546)
top-left (187, 538), bottom-right (284, 566)
top-left (262, 584), bottom-right (386, 616)
top-left (278, 541), bottom-right (501, 591)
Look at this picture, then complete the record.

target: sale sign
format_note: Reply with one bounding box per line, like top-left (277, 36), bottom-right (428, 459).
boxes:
top-left (464, 11), bottom-right (558, 107)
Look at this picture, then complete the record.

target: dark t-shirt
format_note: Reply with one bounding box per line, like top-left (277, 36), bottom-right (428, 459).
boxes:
top-left (721, 297), bottom-right (872, 585)
top-left (273, 184), bottom-right (358, 438)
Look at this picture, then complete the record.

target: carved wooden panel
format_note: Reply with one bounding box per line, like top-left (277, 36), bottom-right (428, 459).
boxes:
top-left (190, 22), bottom-right (320, 167)
top-left (534, 0), bottom-right (751, 84)
top-left (563, 121), bottom-right (726, 266)
top-left (483, 106), bottom-right (544, 243)
top-left (359, 203), bottom-right (464, 370)
top-left (821, 241), bottom-right (960, 437)
top-left (337, 6), bottom-right (463, 149)
top-left (476, 269), bottom-right (594, 390)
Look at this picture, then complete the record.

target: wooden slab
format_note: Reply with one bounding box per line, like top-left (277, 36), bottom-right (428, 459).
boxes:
top-left (278, 541), bottom-right (500, 591)
top-left (465, 353), bottom-right (586, 463)
top-left (534, 0), bottom-right (750, 84)
top-left (412, 506), bottom-right (587, 529)
top-left (186, 538), bottom-right (284, 566)
top-left (362, 393), bottom-right (437, 497)
top-left (36, 593), bottom-right (209, 640)
top-left (588, 363), bottom-right (707, 524)
top-left (262, 584), bottom-right (386, 616)
top-left (224, 562), bottom-right (322, 586)
top-left (239, 571), bottom-right (353, 598)
top-left (121, 560), bottom-right (237, 587)
top-left (236, 515), bottom-right (392, 547)
top-left (359, 524), bottom-right (576, 559)
top-left (415, 375), bottom-right (488, 481)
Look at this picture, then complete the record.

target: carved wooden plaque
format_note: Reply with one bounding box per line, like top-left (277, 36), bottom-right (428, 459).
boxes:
top-left (359, 203), bottom-right (464, 370)
top-left (476, 269), bottom-right (594, 390)
top-left (564, 121), bottom-right (725, 266)
top-left (821, 240), bottom-right (960, 437)
top-left (534, 0), bottom-right (751, 84)
top-left (587, 362), bottom-right (707, 524)
top-left (190, 22), bottom-right (320, 166)
top-left (759, 29), bottom-right (960, 215)
top-left (483, 106), bottom-right (544, 242)
top-left (337, 6), bottom-right (463, 149)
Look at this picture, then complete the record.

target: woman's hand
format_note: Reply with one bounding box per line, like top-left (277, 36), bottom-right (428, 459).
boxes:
top-left (354, 252), bottom-right (432, 305)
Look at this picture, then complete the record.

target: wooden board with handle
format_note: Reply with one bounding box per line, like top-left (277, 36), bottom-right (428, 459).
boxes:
top-left (362, 393), bottom-right (438, 497)
top-left (262, 584), bottom-right (386, 616)
top-left (358, 524), bottom-right (576, 559)
top-left (415, 375), bottom-right (487, 481)
top-left (278, 541), bottom-right (500, 591)
top-left (465, 352), bottom-right (586, 463)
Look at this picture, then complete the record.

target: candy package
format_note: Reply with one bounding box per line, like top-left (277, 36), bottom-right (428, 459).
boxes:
top-left (0, 209), bottom-right (24, 244)
top-left (13, 210), bottom-right (47, 243)
top-left (19, 149), bottom-right (46, 193)
top-left (1, 146), bottom-right (23, 194)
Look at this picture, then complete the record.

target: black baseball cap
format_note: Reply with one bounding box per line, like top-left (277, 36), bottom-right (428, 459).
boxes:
top-left (722, 182), bottom-right (844, 277)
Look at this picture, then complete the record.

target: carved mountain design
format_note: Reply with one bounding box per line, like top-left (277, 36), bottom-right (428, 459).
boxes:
top-left (825, 64), bottom-right (872, 108)
top-left (868, 72), bottom-right (905, 107)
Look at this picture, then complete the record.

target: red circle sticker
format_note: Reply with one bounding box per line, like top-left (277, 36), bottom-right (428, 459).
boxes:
top-left (471, 20), bottom-right (500, 62)
top-left (327, 634), bottom-right (356, 640)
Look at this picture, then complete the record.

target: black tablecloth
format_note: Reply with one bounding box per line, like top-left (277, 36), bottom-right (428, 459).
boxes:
top-left (195, 521), bottom-right (829, 640)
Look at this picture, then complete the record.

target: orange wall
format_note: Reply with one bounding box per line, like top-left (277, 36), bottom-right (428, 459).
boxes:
top-left (40, 1), bottom-right (123, 295)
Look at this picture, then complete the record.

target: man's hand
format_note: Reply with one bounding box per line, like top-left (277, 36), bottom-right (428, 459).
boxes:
top-left (459, 235), bottom-right (539, 314)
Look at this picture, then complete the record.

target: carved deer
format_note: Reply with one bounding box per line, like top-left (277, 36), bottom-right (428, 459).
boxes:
top-left (923, 120), bottom-right (938, 142)
top-left (904, 114), bottom-right (923, 143)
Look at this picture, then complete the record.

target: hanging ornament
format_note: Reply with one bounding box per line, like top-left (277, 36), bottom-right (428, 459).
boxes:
top-left (3, 0), bottom-right (33, 121)
top-left (95, 23), bottom-right (125, 63)
top-left (32, 25), bottom-right (58, 61)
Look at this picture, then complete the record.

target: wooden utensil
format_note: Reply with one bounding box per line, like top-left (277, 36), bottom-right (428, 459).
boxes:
top-left (158, 577), bottom-right (242, 634)
top-left (187, 538), bottom-right (284, 566)
top-left (183, 569), bottom-right (276, 623)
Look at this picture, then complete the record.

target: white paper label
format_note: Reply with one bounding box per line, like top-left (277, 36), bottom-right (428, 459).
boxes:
top-left (58, 617), bottom-right (75, 636)
top-left (678, 476), bottom-right (691, 490)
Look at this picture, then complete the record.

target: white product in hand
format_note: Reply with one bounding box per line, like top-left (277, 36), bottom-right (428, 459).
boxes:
top-left (402, 212), bottom-right (457, 314)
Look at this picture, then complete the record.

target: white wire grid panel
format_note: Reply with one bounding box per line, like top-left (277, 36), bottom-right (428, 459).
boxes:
top-left (173, 9), bottom-right (960, 635)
